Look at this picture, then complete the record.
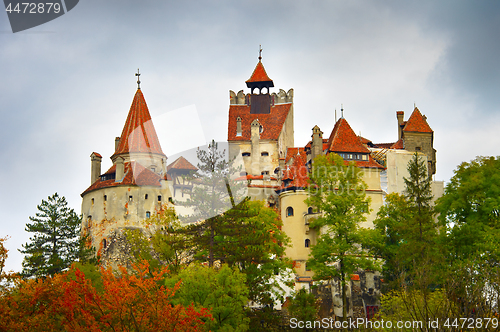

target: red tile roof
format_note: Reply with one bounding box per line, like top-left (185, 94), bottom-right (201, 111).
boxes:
top-left (167, 156), bottom-right (198, 172)
top-left (246, 61), bottom-right (273, 83)
top-left (403, 107), bottom-right (433, 133)
top-left (280, 147), bottom-right (309, 190)
top-left (391, 139), bottom-right (404, 149)
top-left (374, 142), bottom-right (394, 149)
top-left (326, 118), bottom-right (371, 154)
top-left (113, 89), bottom-right (165, 157)
top-left (344, 156), bottom-right (385, 169)
top-left (81, 161), bottom-right (162, 196)
top-left (358, 136), bottom-right (372, 144)
top-left (91, 152), bottom-right (102, 158)
top-left (228, 104), bottom-right (292, 141)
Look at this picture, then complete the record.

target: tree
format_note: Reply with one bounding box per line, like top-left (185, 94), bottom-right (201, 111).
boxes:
top-left (167, 264), bottom-right (249, 332)
top-left (177, 139), bottom-right (245, 267)
top-left (19, 193), bottom-right (83, 278)
top-left (0, 236), bottom-right (18, 292)
top-left (0, 261), bottom-right (210, 332)
top-left (287, 288), bottom-right (319, 331)
top-left (435, 156), bottom-right (500, 316)
top-left (306, 153), bottom-right (377, 318)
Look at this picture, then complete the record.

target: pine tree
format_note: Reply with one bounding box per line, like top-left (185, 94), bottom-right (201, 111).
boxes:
top-left (20, 193), bottom-right (83, 278)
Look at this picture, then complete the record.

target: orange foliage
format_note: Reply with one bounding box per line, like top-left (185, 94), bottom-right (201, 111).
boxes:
top-left (0, 261), bottom-right (211, 332)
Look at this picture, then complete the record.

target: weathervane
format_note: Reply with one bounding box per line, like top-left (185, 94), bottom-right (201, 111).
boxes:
top-left (135, 68), bottom-right (141, 89)
top-left (259, 45), bottom-right (262, 61)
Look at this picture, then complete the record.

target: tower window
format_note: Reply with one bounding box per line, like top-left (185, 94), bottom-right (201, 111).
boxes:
top-left (308, 207), bottom-right (313, 214)
top-left (261, 152), bottom-right (269, 156)
top-left (158, 195), bottom-right (162, 202)
top-left (416, 146), bottom-right (421, 151)
top-left (242, 152), bottom-right (251, 157)
top-left (286, 207), bottom-right (294, 217)
top-left (145, 194), bottom-right (148, 200)
top-left (168, 197), bottom-right (173, 203)
top-left (129, 196), bottom-right (133, 201)
top-left (91, 198), bottom-right (94, 206)
top-left (104, 195), bottom-right (107, 201)
top-left (103, 239), bottom-right (107, 248)
top-left (305, 239), bottom-right (310, 248)
top-left (146, 211), bottom-right (151, 218)
top-left (261, 171), bottom-right (270, 176)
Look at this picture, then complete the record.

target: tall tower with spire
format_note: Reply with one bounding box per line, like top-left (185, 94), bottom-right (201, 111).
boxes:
top-left (227, 49), bottom-right (294, 201)
top-left (81, 77), bottom-right (173, 268)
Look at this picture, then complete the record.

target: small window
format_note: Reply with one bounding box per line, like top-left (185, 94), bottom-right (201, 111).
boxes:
top-left (261, 152), bottom-right (269, 156)
top-left (158, 195), bottom-right (162, 202)
top-left (91, 198), bottom-right (94, 205)
top-left (242, 152), bottom-right (251, 157)
top-left (168, 197), bottom-right (173, 203)
top-left (146, 211), bottom-right (151, 218)
top-left (305, 239), bottom-right (310, 248)
top-left (308, 207), bottom-right (313, 214)
top-left (286, 206), bottom-right (294, 217)
top-left (259, 125), bottom-right (263, 133)
top-left (104, 195), bottom-right (107, 201)
top-left (129, 196), bottom-right (133, 201)
top-left (415, 146), bottom-right (421, 151)
top-left (145, 194), bottom-right (148, 200)
top-left (103, 239), bottom-right (107, 248)
top-left (261, 171), bottom-right (270, 176)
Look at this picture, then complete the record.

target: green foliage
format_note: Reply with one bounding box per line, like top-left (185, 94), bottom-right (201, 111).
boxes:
top-left (377, 289), bottom-right (454, 331)
top-left (20, 193), bottom-right (84, 278)
top-left (371, 153), bottom-right (439, 288)
top-left (288, 288), bottom-right (319, 324)
top-left (125, 207), bottom-right (194, 275)
top-left (436, 156), bottom-right (500, 317)
top-left (306, 153), bottom-right (377, 317)
top-left (168, 264), bottom-right (249, 332)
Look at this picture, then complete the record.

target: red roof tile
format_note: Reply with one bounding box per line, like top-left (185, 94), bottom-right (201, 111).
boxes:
top-left (374, 142), bottom-right (394, 149)
top-left (81, 161), bottom-right (162, 196)
top-left (113, 89), bottom-right (165, 157)
top-left (280, 148), bottom-right (309, 190)
top-left (91, 152), bottom-right (102, 158)
top-left (246, 61), bottom-right (273, 83)
top-left (167, 156), bottom-right (198, 172)
top-left (228, 104), bottom-right (292, 141)
top-left (327, 118), bottom-right (371, 154)
top-left (390, 139), bottom-right (404, 149)
top-left (403, 107), bottom-right (433, 133)
top-left (358, 136), bottom-right (372, 144)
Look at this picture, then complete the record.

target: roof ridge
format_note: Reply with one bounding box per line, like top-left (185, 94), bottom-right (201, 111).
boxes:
top-left (327, 118), bottom-right (371, 154)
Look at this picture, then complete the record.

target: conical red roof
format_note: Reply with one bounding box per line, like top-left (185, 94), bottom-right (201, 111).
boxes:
top-left (327, 118), bottom-right (371, 154)
top-left (403, 107), bottom-right (433, 133)
top-left (167, 156), bottom-right (198, 172)
top-left (114, 89), bottom-right (165, 156)
top-left (246, 61), bottom-right (273, 83)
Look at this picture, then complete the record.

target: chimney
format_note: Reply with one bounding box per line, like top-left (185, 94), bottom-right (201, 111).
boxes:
top-left (278, 157), bottom-right (285, 179)
top-left (115, 156), bottom-right (125, 182)
top-left (311, 125), bottom-right (323, 162)
top-left (90, 152), bottom-right (102, 184)
top-left (115, 137), bottom-right (121, 152)
top-left (250, 119), bottom-right (261, 176)
top-left (396, 111), bottom-right (404, 139)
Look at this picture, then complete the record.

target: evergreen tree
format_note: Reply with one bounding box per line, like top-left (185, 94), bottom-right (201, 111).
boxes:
top-left (20, 193), bottom-right (83, 278)
top-left (306, 153), bottom-right (377, 318)
top-left (372, 152), bottom-right (438, 288)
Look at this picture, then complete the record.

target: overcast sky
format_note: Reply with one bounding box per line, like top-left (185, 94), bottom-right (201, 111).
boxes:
top-left (1, 0), bottom-right (499, 273)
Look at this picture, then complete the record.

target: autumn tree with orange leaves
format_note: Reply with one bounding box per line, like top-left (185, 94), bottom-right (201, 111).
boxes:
top-left (0, 261), bottom-right (211, 332)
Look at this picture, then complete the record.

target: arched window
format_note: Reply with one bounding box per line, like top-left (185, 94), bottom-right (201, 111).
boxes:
top-left (308, 207), bottom-right (313, 214)
top-left (286, 207), bottom-right (294, 217)
top-left (146, 211), bottom-right (151, 218)
top-left (305, 239), bottom-right (310, 248)
top-left (103, 239), bottom-right (107, 249)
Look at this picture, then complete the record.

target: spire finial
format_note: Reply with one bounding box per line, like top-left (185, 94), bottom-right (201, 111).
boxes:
top-left (341, 104), bottom-right (344, 118)
top-left (135, 68), bottom-right (141, 89)
top-left (259, 45), bottom-right (262, 61)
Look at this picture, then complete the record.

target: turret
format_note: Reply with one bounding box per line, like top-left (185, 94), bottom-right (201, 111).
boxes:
top-left (90, 152), bottom-right (102, 184)
top-left (311, 125), bottom-right (323, 162)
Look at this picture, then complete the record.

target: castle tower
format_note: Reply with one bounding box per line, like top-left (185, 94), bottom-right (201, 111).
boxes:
top-left (399, 107), bottom-right (436, 175)
top-left (81, 81), bottom-right (173, 267)
top-left (228, 51), bottom-right (294, 200)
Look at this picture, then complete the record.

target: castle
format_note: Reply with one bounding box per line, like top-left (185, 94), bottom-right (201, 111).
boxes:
top-left (81, 54), bottom-right (443, 316)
